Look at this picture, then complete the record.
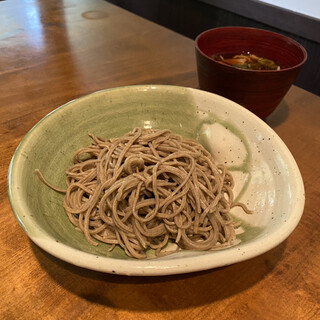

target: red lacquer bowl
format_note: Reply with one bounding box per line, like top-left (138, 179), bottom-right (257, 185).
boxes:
top-left (195, 27), bottom-right (307, 118)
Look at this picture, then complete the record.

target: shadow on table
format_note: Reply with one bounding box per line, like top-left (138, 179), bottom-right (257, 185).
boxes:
top-left (265, 100), bottom-right (289, 128)
top-left (31, 240), bottom-right (286, 311)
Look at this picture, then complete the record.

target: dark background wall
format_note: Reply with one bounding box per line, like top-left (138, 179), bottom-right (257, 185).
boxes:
top-left (107, 0), bottom-right (320, 96)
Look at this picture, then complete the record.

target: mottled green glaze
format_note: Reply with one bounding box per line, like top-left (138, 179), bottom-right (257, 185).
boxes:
top-left (8, 85), bottom-right (270, 260)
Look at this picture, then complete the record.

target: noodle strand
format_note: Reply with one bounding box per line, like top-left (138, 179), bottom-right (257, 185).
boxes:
top-left (36, 128), bottom-right (252, 259)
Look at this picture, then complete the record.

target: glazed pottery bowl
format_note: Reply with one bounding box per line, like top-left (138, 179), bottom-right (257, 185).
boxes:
top-left (8, 85), bottom-right (305, 275)
top-left (195, 27), bottom-right (307, 118)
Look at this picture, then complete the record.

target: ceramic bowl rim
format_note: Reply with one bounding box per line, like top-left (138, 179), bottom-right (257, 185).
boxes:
top-left (7, 84), bottom-right (305, 276)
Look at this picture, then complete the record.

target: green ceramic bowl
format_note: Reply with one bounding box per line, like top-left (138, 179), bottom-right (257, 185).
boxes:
top-left (8, 85), bottom-right (305, 275)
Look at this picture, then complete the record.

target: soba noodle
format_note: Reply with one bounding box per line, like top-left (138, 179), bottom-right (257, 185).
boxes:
top-left (36, 128), bottom-right (252, 259)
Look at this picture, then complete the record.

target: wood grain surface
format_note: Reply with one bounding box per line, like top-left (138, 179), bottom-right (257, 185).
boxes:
top-left (0, 0), bottom-right (319, 319)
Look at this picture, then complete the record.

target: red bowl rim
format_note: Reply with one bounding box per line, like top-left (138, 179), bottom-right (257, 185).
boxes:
top-left (195, 26), bottom-right (308, 73)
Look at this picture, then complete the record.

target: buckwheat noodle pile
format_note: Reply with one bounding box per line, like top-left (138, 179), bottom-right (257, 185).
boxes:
top-left (36, 128), bottom-right (252, 259)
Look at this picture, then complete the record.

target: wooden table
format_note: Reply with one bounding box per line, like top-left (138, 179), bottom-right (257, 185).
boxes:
top-left (1, 0), bottom-right (319, 319)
